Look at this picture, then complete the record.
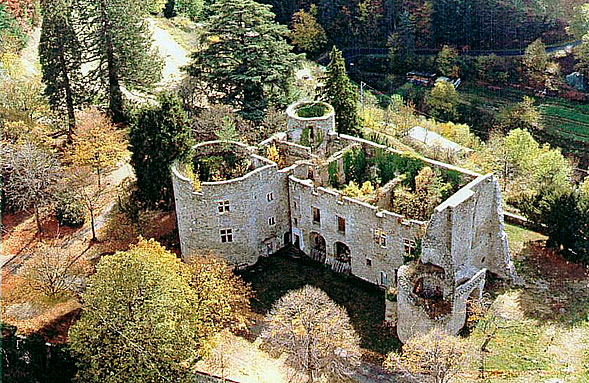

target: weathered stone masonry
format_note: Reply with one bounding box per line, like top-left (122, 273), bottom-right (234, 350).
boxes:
top-left (172, 101), bottom-right (515, 342)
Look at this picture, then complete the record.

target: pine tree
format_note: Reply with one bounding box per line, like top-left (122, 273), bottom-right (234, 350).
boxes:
top-left (39, 0), bottom-right (84, 142)
top-left (75, 0), bottom-right (163, 122)
top-left (184, 0), bottom-right (299, 120)
top-left (290, 5), bottom-right (327, 55)
top-left (389, 10), bottom-right (416, 73)
top-left (321, 46), bottom-right (361, 136)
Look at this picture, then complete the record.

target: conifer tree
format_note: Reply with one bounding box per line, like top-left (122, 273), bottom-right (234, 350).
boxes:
top-left (321, 46), bottom-right (361, 136)
top-left (184, 0), bottom-right (298, 120)
top-left (75, 0), bottom-right (163, 122)
top-left (39, 0), bottom-right (84, 143)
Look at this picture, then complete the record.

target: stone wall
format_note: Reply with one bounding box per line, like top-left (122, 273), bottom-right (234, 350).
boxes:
top-left (286, 101), bottom-right (335, 156)
top-left (289, 176), bottom-right (425, 287)
top-left (172, 142), bottom-right (291, 267)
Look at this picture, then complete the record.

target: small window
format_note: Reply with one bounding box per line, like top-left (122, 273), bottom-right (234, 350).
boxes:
top-left (308, 168), bottom-right (314, 179)
top-left (366, 258), bottom-right (372, 267)
top-left (268, 216), bottom-right (276, 226)
top-left (266, 192), bottom-right (274, 202)
top-left (293, 201), bottom-right (298, 209)
top-left (217, 200), bottom-right (230, 213)
top-left (380, 271), bottom-right (388, 285)
top-left (312, 207), bottom-right (321, 224)
top-left (220, 228), bottom-right (233, 243)
top-left (337, 216), bottom-right (346, 233)
top-left (294, 218), bottom-right (299, 226)
top-left (403, 238), bottom-right (417, 254)
top-left (374, 229), bottom-right (387, 248)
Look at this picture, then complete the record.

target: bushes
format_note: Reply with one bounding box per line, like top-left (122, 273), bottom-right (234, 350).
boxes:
top-left (54, 192), bottom-right (86, 227)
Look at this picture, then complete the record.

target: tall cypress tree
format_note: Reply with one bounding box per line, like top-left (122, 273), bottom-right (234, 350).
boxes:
top-left (76, 0), bottom-right (163, 122)
top-left (321, 46), bottom-right (360, 136)
top-left (39, 0), bottom-right (84, 143)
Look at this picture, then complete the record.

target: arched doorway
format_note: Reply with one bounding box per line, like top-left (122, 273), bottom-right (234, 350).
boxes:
top-left (332, 242), bottom-right (351, 273)
top-left (309, 232), bottom-right (326, 263)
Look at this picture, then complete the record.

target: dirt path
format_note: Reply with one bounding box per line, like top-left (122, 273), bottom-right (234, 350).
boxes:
top-left (148, 18), bottom-right (190, 88)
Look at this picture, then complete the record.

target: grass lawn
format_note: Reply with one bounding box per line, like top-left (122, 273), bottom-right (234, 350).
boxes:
top-left (238, 251), bottom-right (400, 357)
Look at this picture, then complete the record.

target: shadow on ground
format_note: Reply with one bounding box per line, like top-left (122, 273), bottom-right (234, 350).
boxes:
top-left (238, 248), bottom-right (401, 356)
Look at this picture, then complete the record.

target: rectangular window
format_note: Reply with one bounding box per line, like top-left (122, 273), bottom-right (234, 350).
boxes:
top-left (308, 168), bottom-right (314, 179)
top-left (220, 228), bottom-right (233, 243)
top-left (217, 200), bottom-right (230, 213)
top-left (266, 192), bottom-right (274, 202)
top-left (268, 217), bottom-right (276, 226)
top-left (403, 238), bottom-right (417, 254)
top-left (380, 271), bottom-right (388, 285)
top-left (294, 218), bottom-right (299, 226)
top-left (337, 216), bottom-right (346, 233)
top-left (312, 207), bottom-right (321, 224)
top-left (366, 258), bottom-right (372, 267)
top-left (374, 229), bottom-right (387, 248)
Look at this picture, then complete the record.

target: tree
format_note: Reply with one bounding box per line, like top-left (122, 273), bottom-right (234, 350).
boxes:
top-left (175, 0), bottom-right (204, 20)
top-left (571, 4), bottom-right (589, 78)
top-left (388, 11), bottom-right (416, 74)
top-left (163, 0), bottom-right (176, 18)
top-left (39, 0), bottom-right (84, 142)
top-left (76, 0), bottom-right (163, 122)
top-left (184, 0), bottom-right (299, 120)
top-left (262, 285), bottom-right (361, 382)
top-left (147, 0), bottom-right (166, 13)
top-left (67, 166), bottom-right (103, 242)
top-left (426, 81), bottom-right (459, 121)
top-left (497, 96), bottom-right (541, 133)
top-left (1, 142), bottom-right (62, 232)
top-left (129, 93), bottom-right (193, 207)
top-left (70, 108), bottom-right (127, 189)
top-left (436, 45), bottom-right (459, 77)
top-left (522, 38), bottom-right (551, 89)
top-left (69, 239), bottom-right (251, 382)
top-left (321, 46), bottom-right (361, 136)
top-left (21, 242), bottom-right (87, 298)
top-left (290, 5), bottom-right (327, 55)
top-left (385, 328), bottom-right (467, 383)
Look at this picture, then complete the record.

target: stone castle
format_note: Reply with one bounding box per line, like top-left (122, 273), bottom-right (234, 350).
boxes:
top-left (172, 101), bottom-right (515, 342)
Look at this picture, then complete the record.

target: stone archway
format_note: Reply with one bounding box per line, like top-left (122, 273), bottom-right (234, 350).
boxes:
top-left (331, 241), bottom-right (352, 274)
top-left (309, 232), bottom-right (326, 263)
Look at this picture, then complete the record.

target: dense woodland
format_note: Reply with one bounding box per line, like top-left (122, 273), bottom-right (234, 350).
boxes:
top-left (1, 0), bottom-right (589, 382)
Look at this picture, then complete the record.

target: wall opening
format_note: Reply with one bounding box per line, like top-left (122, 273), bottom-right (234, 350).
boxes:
top-left (309, 232), bottom-right (327, 263)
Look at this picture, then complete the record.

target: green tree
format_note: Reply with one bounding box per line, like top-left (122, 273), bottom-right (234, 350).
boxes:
top-left (39, 0), bottom-right (84, 143)
top-left (129, 93), bottom-right (193, 208)
top-left (388, 11), bottom-right (416, 74)
top-left (69, 238), bottom-right (250, 383)
top-left (76, 0), bottom-right (163, 122)
top-left (522, 38), bottom-right (548, 88)
top-left (436, 45), bottom-right (459, 77)
top-left (321, 46), bottom-right (361, 136)
top-left (290, 5), bottom-right (327, 54)
top-left (497, 96), bottom-right (541, 133)
top-left (571, 4), bottom-right (589, 78)
top-left (425, 81), bottom-right (459, 121)
top-left (147, 0), bottom-right (166, 13)
top-left (176, 0), bottom-right (203, 20)
top-left (163, 0), bottom-right (176, 18)
top-left (184, 0), bottom-right (299, 120)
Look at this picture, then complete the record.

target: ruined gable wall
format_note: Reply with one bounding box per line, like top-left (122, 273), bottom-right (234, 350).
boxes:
top-left (289, 177), bottom-right (425, 287)
top-left (172, 162), bottom-right (290, 267)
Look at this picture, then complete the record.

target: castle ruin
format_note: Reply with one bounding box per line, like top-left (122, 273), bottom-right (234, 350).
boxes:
top-left (172, 101), bottom-right (515, 343)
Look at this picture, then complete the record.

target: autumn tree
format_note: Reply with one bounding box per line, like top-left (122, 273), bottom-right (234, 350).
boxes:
top-left (184, 0), bottom-right (299, 120)
top-left (522, 39), bottom-right (554, 89)
top-left (69, 239), bottom-right (250, 382)
top-left (426, 81), bottom-right (459, 121)
top-left (262, 285), bottom-right (361, 382)
top-left (39, 0), bottom-right (84, 142)
top-left (321, 46), bottom-right (361, 136)
top-left (67, 166), bottom-right (103, 242)
top-left (1, 142), bottom-right (62, 232)
top-left (75, 0), bottom-right (163, 122)
top-left (70, 108), bottom-right (127, 189)
top-left (129, 92), bottom-right (193, 207)
top-left (497, 96), bottom-right (541, 133)
top-left (436, 45), bottom-right (459, 78)
top-left (290, 5), bottom-right (327, 55)
top-left (21, 242), bottom-right (87, 298)
top-left (385, 328), bottom-right (467, 383)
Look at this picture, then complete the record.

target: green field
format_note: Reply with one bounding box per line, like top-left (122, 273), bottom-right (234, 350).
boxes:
top-left (461, 86), bottom-right (589, 159)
